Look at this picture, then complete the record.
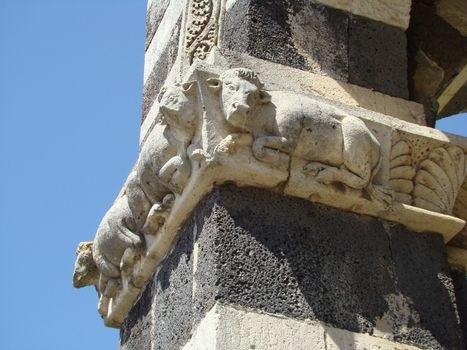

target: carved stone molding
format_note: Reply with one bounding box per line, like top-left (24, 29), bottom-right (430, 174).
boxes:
top-left (184, 0), bottom-right (221, 63)
top-left (74, 65), bottom-right (467, 328)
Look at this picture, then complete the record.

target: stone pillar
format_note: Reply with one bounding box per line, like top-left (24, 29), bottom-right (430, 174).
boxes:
top-left (121, 186), bottom-right (464, 349)
top-left (74, 1), bottom-right (467, 349)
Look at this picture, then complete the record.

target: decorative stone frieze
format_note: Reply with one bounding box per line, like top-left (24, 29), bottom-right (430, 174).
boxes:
top-left (184, 0), bottom-right (221, 63)
top-left (74, 60), bottom-right (467, 328)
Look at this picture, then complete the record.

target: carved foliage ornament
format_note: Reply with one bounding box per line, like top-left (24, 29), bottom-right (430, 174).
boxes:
top-left (389, 133), bottom-right (467, 215)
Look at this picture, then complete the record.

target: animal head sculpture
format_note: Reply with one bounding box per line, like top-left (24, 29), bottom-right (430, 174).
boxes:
top-left (207, 68), bottom-right (271, 131)
top-left (158, 81), bottom-right (198, 141)
top-left (73, 242), bottom-right (99, 289)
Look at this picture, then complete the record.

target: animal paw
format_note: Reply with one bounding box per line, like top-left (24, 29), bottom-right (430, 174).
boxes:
top-left (303, 162), bottom-right (327, 177)
top-left (188, 147), bottom-right (207, 162)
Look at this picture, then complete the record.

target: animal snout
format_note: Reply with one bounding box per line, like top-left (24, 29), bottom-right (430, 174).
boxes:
top-left (232, 102), bottom-right (250, 114)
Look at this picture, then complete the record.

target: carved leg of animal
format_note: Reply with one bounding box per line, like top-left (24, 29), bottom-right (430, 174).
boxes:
top-left (305, 162), bottom-right (369, 188)
top-left (98, 296), bottom-right (109, 316)
top-left (252, 136), bottom-right (291, 167)
top-left (93, 247), bottom-right (121, 279)
top-left (97, 277), bottom-right (121, 316)
top-left (188, 143), bottom-right (208, 162)
top-left (341, 117), bottom-right (393, 204)
top-left (104, 278), bottom-right (122, 298)
top-left (120, 246), bottom-right (142, 281)
top-left (159, 156), bottom-right (183, 187)
top-left (117, 222), bottom-right (144, 249)
top-left (170, 161), bottom-right (191, 194)
top-left (141, 193), bottom-right (175, 235)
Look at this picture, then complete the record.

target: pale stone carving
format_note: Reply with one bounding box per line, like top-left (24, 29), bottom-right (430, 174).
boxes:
top-left (413, 146), bottom-right (467, 214)
top-left (390, 136), bottom-right (415, 205)
top-left (88, 82), bottom-right (199, 299)
top-left (75, 64), bottom-right (467, 327)
top-left (184, 0), bottom-right (220, 63)
top-left (207, 68), bottom-right (391, 202)
top-left (73, 241), bottom-right (99, 289)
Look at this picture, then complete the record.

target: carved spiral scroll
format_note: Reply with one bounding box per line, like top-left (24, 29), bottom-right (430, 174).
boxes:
top-left (185, 0), bottom-right (220, 63)
top-left (413, 146), bottom-right (467, 214)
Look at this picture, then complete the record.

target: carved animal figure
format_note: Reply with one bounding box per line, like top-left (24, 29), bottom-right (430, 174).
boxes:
top-left (208, 68), bottom-right (387, 200)
top-left (90, 81), bottom-right (199, 292)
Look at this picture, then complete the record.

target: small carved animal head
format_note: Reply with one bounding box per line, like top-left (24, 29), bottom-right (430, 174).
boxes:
top-left (158, 81), bottom-right (198, 136)
top-left (73, 242), bottom-right (99, 288)
top-left (207, 68), bottom-right (271, 131)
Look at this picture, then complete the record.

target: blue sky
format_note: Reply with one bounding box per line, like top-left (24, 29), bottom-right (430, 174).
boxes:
top-left (0, 2), bottom-right (465, 350)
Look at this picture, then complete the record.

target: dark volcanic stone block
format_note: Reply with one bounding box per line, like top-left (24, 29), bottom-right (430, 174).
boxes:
top-left (120, 281), bottom-right (153, 350)
top-left (221, 0), bottom-right (349, 80)
top-left (122, 186), bottom-right (464, 349)
top-left (348, 14), bottom-right (408, 99)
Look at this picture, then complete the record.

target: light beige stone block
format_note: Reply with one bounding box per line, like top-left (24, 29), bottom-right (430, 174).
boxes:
top-left (182, 303), bottom-right (423, 350)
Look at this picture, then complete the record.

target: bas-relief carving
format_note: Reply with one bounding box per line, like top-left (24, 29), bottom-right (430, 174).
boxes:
top-left (74, 82), bottom-right (201, 311)
top-left (74, 67), bottom-right (467, 326)
top-left (206, 69), bottom-right (392, 203)
top-left (184, 0), bottom-right (220, 63)
top-left (389, 131), bottom-right (467, 216)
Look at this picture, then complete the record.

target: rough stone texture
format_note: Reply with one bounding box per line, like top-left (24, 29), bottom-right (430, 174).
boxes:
top-left (121, 185), bottom-right (464, 350)
top-left (142, 16), bottom-right (182, 123)
top-left (221, 0), bottom-right (408, 97)
top-left (151, 222), bottom-right (195, 350)
top-left (120, 220), bottom-right (195, 350)
top-left (348, 14), bottom-right (408, 99)
top-left (120, 283), bottom-right (153, 350)
top-left (451, 269), bottom-right (467, 343)
top-left (145, 0), bottom-right (171, 51)
top-left (222, 0), bottom-right (309, 73)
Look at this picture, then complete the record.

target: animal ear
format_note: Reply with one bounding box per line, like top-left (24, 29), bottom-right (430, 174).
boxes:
top-left (182, 81), bottom-right (197, 95)
top-left (259, 90), bottom-right (271, 104)
top-left (207, 78), bottom-right (222, 94)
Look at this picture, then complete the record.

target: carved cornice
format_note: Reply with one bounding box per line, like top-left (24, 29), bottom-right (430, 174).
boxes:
top-left (74, 65), bottom-right (467, 328)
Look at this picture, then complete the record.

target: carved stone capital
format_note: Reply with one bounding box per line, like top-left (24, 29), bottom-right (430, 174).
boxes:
top-left (74, 62), bottom-right (467, 327)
